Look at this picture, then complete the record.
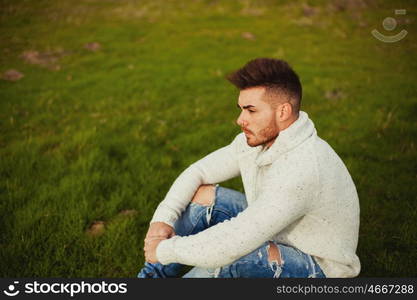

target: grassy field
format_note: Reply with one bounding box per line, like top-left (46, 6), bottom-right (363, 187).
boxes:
top-left (0, 0), bottom-right (416, 277)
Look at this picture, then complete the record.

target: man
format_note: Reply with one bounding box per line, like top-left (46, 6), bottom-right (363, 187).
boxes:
top-left (137, 58), bottom-right (361, 278)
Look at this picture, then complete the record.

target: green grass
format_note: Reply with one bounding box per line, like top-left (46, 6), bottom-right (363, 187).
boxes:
top-left (0, 0), bottom-right (416, 277)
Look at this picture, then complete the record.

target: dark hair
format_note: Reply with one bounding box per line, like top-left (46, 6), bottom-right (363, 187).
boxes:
top-left (227, 58), bottom-right (302, 112)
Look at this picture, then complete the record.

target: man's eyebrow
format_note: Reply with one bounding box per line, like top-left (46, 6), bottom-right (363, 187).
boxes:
top-left (237, 104), bottom-right (256, 109)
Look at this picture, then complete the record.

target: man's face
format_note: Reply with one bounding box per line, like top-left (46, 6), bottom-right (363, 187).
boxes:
top-left (236, 87), bottom-right (279, 148)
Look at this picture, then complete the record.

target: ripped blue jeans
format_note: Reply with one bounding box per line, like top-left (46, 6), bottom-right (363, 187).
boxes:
top-left (137, 185), bottom-right (326, 278)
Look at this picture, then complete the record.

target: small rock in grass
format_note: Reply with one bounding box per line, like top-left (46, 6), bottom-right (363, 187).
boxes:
top-left (2, 69), bottom-right (24, 81)
top-left (241, 32), bottom-right (256, 40)
top-left (21, 49), bottom-right (65, 70)
top-left (84, 42), bottom-right (101, 52)
top-left (86, 220), bottom-right (105, 237)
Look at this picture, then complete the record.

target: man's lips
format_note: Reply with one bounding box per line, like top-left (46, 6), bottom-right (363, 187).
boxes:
top-left (242, 128), bottom-right (252, 135)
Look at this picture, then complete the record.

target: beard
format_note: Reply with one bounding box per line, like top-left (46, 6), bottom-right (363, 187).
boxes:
top-left (245, 125), bottom-right (279, 147)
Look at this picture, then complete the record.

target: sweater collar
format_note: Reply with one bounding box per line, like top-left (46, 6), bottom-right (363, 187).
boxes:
top-left (254, 111), bottom-right (316, 167)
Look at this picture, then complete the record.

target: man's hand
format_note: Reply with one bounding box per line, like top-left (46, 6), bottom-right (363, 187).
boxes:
top-left (144, 237), bottom-right (165, 263)
top-left (145, 222), bottom-right (175, 240)
top-left (143, 222), bottom-right (176, 263)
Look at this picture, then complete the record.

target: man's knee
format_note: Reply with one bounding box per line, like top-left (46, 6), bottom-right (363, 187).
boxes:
top-left (268, 242), bottom-right (282, 265)
top-left (191, 184), bottom-right (216, 206)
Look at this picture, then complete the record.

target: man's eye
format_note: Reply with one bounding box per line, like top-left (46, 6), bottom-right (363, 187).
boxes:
top-left (248, 110), bottom-right (255, 113)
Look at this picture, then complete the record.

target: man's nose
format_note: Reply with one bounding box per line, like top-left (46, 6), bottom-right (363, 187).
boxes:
top-left (236, 112), bottom-right (247, 127)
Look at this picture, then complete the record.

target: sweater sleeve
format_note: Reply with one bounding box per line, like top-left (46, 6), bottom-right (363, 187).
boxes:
top-left (149, 136), bottom-right (241, 227)
top-left (155, 168), bottom-right (315, 268)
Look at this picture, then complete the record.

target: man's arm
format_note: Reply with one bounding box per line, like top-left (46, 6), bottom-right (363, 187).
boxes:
top-left (149, 135), bottom-right (242, 228)
top-left (154, 167), bottom-right (316, 268)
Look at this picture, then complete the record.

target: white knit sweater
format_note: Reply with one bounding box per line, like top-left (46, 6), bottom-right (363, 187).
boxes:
top-left (151, 111), bottom-right (361, 278)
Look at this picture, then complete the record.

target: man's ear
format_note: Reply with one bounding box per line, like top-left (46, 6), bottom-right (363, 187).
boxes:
top-left (277, 102), bottom-right (293, 121)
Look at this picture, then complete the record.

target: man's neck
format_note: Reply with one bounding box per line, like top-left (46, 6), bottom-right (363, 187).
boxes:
top-left (261, 113), bottom-right (300, 151)
top-left (262, 136), bottom-right (278, 151)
